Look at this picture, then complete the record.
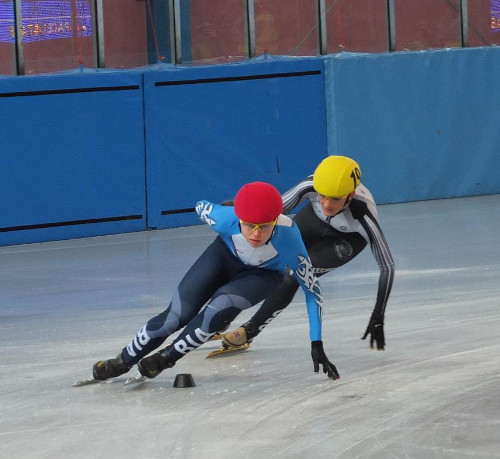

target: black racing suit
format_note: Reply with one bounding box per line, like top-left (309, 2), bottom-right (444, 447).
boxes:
top-left (242, 176), bottom-right (395, 340)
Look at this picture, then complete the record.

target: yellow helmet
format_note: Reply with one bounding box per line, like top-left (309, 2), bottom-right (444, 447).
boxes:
top-left (313, 156), bottom-right (362, 197)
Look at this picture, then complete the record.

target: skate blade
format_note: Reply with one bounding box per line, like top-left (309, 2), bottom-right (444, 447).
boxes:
top-left (73, 378), bottom-right (101, 387)
top-left (206, 342), bottom-right (251, 358)
top-left (123, 372), bottom-right (147, 386)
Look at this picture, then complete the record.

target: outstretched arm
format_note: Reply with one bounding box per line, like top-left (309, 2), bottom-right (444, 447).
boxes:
top-left (281, 175), bottom-right (315, 214)
top-left (292, 246), bottom-right (339, 380)
top-left (359, 213), bottom-right (395, 350)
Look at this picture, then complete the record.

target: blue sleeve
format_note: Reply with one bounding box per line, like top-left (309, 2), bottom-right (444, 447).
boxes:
top-left (195, 200), bottom-right (216, 225)
top-left (195, 200), bottom-right (236, 233)
top-left (294, 254), bottom-right (323, 341)
top-left (279, 225), bottom-right (323, 341)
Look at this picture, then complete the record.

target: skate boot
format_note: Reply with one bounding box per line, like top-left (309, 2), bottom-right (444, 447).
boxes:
top-left (221, 326), bottom-right (251, 349)
top-left (138, 349), bottom-right (175, 379)
top-left (93, 353), bottom-right (131, 381)
top-left (209, 323), bottom-right (230, 341)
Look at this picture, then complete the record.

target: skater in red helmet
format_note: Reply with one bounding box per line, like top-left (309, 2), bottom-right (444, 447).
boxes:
top-left (90, 181), bottom-right (339, 383)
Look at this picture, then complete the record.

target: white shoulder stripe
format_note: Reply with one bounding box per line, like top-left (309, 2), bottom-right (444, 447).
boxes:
top-left (277, 214), bottom-right (293, 227)
top-left (364, 216), bottom-right (394, 266)
top-left (282, 177), bottom-right (314, 212)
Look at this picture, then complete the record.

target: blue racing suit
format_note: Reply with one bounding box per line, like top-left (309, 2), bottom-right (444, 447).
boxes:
top-left (121, 201), bottom-right (323, 364)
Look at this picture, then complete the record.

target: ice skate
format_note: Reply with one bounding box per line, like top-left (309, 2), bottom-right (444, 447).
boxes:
top-left (206, 341), bottom-right (251, 358)
top-left (73, 378), bottom-right (102, 387)
top-left (138, 349), bottom-right (175, 379)
top-left (123, 371), bottom-right (147, 386)
top-left (92, 353), bottom-right (131, 381)
top-left (208, 323), bottom-right (230, 341)
top-left (208, 332), bottom-right (223, 341)
top-left (222, 326), bottom-right (250, 347)
top-left (206, 326), bottom-right (252, 358)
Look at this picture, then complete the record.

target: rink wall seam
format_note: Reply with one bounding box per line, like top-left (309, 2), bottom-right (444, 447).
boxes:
top-left (153, 69), bottom-right (322, 86)
top-left (0, 85), bottom-right (141, 98)
top-left (1, 49), bottom-right (499, 246)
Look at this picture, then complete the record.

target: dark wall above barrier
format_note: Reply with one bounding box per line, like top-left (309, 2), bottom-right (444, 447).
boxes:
top-left (324, 47), bottom-right (500, 204)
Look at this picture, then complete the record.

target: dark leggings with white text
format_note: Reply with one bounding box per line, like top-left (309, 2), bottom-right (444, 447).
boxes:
top-left (121, 237), bottom-right (283, 364)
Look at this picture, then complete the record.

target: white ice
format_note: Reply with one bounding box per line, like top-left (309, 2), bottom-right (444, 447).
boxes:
top-left (1, 195), bottom-right (499, 458)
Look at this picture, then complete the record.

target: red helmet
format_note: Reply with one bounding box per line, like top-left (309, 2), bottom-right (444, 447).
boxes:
top-left (234, 182), bottom-right (283, 223)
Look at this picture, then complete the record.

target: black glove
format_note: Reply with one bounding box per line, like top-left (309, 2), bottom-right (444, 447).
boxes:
top-left (311, 341), bottom-right (340, 380)
top-left (361, 313), bottom-right (385, 350)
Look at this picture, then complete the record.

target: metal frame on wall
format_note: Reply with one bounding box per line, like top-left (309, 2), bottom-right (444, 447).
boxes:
top-left (246, 0), bottom-right (256, 58)
top-left (387, 0), bottom-right (396, 52)
top-left (13, 0), bottom-right (24, 74)
top-left (460, 0), bottom-right (470, 47)
top-left (318, 0), bottom-right (327, 55)
top-left (94, 0), bottom-right (105, 68)
top-left (9, 0), bottom-right (472, 75)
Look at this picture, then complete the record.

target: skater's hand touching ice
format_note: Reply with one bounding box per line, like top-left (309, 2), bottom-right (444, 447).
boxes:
top-left (311, 341), bottom-right (339, 380)
top-left (361, 312), bottom-right (385, 350)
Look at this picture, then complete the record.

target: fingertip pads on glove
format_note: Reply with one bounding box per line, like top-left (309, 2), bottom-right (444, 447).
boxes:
top-left (311, 340), bottom-right (340, 380)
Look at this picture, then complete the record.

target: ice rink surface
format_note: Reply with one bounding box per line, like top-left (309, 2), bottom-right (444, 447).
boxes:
top-left (1, 195), bottom-right (499, 459)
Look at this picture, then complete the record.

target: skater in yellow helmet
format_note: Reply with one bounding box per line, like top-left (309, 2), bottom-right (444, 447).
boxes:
top-left (218, 155), bottom-right (394, 355)
top-left (313, 155), bottom-right (361, 198)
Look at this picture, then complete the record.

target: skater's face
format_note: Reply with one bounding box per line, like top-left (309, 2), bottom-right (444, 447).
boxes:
top-left (318, 192), bottom-right (354, 217)
top-left (240, 220), bottom-right (277, 247)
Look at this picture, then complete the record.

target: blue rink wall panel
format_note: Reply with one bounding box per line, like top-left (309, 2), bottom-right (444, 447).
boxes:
top-left (144, 57), bottom-right (328, 229)
top-left (0, 71), bottom-right (147, 246)
top-left (323, 47), bottom-right (500, 204)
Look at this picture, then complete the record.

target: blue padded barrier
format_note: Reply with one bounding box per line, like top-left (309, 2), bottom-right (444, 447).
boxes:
top-left (0, 71), bottom-right (147, 246)
top-left (3, 48), bottom-right (500, 246)
top-left (324, 47), bottom-right (500, 204)
top-left (143, 56), bottom-right (328, 229)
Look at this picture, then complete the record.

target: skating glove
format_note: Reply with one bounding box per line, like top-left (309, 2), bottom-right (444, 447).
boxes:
top-left (361, 312), bottom-right (385, 350)
top-left (311, 341), bottom-right (340, 380)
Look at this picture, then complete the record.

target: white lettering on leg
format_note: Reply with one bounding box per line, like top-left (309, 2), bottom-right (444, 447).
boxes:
top-left (126, 325), bottom-right (150, 357)
top-left (174, 328), bottom-right (214, 355)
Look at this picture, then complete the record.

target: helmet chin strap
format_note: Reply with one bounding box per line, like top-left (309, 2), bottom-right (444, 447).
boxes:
top-left (264, 225), bottom-right (278, 245)
top-left (332, 195), bottom-right (352, 216)
top-left (342, 195), bottom-right (353, 210)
